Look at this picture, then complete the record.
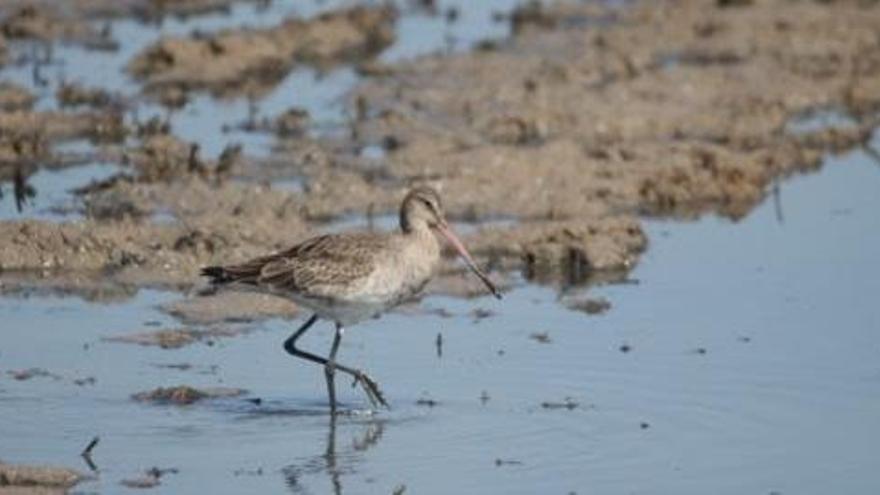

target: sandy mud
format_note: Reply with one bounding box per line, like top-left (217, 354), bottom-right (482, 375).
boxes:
top-left (0, 462), bottom-right (83, 494)
top-left (1, 0), bottom-right (879, 306)
top-left (131, 385), bottom-right (247, 405)
top-left (127, 4), bottom-right (397, 98)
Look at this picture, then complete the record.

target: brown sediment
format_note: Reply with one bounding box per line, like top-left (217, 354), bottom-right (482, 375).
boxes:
top-left (226, 107), bottom-right (312, 137)
top-left (102, 326), bottom-right (248, 349)
top-left (1, 0), bottom-right (879, 317)
top-left (0, 33), bottom-right (7, 65)
top-left (0, 462), bottom-right (83, 492)
top-left (86, 0), bottom-right (261, 20)
top-left (0, 4), bottom-right (114, 48)
top-left (55, 83), bottom-right (119, 109)
top-left (563, 296), bottom-right (612, 315)
top-left (0, 108), bottom-right (126, 167)
top-left (0, 82), bottom-right (33, 112)
top-left (126, 5), bottom-right (397, 98)
top-left (131, 385), bottom-right (246, 405)
top-left (0, 0), bottom-right (261, 45)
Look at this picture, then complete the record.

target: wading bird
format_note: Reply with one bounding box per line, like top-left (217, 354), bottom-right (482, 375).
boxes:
top-left (201, 187), bottom-right (501, 413)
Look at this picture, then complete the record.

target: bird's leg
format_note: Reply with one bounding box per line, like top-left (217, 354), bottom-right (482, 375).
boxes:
top-left (350, 372), bottom-right (387, 410)
top-left (283, 314), bottom-right (319, 356)
top-left (325, 324), bottom-right (343, 414)
top-left (283, 315), bottom-right (389, 410)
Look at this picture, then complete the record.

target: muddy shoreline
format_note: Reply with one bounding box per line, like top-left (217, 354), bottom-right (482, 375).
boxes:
top-left (1, 0), bottom-right (879, 309)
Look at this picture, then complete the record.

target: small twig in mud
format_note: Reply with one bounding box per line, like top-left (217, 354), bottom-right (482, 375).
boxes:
top-left (494, 458), bottom-right (524, 467)
top-left (435, 332), bottom-right (443, 358)
top-left (480, 390), bottom-right (490, 404)
top-left (772, 178), bottom-right (785, 225)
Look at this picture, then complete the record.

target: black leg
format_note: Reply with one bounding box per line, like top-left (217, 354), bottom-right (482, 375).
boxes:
top-left (283, 315), bottom-right (389, 410)
top-left (283, 314), bottom-right (319, 356)
top-left (325, 324), bottom-right (343, 414)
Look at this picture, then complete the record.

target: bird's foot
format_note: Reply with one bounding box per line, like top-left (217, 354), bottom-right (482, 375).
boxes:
top-left (352, 371), bottom-right (389, 410)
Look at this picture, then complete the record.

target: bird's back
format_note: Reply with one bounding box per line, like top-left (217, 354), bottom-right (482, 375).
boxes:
top-left (204, 232), bottom-right (389, 297)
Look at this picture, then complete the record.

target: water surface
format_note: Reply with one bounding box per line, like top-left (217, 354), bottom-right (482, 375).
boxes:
top-left (2, 148), bottom-right (879, 494)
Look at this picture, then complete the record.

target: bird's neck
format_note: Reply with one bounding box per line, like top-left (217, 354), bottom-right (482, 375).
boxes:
top-left (403, 222), bottom-right (440, 253)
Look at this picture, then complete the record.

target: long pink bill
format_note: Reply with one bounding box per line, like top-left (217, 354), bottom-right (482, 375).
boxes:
top-left (437, 222), bottom-right (502, 299)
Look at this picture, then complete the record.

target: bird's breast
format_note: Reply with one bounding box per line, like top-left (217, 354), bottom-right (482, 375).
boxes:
top-left (355, 234), bottom-right (440, 305)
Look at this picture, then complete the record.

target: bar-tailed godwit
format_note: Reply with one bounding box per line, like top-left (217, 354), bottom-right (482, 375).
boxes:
top-left (201, 186), bottom-right (501, 412)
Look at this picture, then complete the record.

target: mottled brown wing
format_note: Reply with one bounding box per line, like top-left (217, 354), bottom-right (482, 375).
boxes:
top-left (209, 253), bottom-right (279, 286)
top-left (256, 233), bottom-right (388, 297)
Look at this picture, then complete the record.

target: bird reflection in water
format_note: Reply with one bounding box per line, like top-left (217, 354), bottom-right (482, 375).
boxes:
top-left (282, 415), bottom-right (385, 495)
top-left (0, 165), bottom-right (37, 213)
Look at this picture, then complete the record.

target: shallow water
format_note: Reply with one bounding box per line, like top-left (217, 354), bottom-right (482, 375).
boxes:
top-left (2, 1), bottom-right (880, 493)
top-left (2, 147), bottom-right (879, 494)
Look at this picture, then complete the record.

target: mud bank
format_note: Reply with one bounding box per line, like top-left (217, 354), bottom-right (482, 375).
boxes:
top-left (0, 462), bottom-right (83, 494)
top-left (1, 0), bottom-right (879, 303)
top-left (128, 4), bottom-right (397, 98)
top-left (351, 0), bottom-right (880, 219)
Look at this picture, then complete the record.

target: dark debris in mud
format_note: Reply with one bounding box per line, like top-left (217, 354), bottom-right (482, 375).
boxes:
top-left (415, 397), bottom-right (439, 407)
top-left (494, 458), bottom-right (524, 467)
top-left (564, 296), bottom-right (611, 315)
top-left (233, 466), bottom-right (264, 477)
top-left (529, 331), bottom-right (552, 344)
top-left (6, 367), bottom-right (60, 381)
top-left (469, 307), bottom-right (495, 322)
top-left (540, 397), bottom-right (579, 410)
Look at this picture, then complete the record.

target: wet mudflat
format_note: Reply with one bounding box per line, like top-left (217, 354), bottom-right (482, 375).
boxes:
top-left (2, 0), bottom-right (880, 493)
top-left (3, 148), bottom-right (879, 494)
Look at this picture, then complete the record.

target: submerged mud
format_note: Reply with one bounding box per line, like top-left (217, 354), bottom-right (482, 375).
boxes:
top-left (1, 0), bottom-right (879, 305)
top-left (132, 385), bottom-right (247, 405)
